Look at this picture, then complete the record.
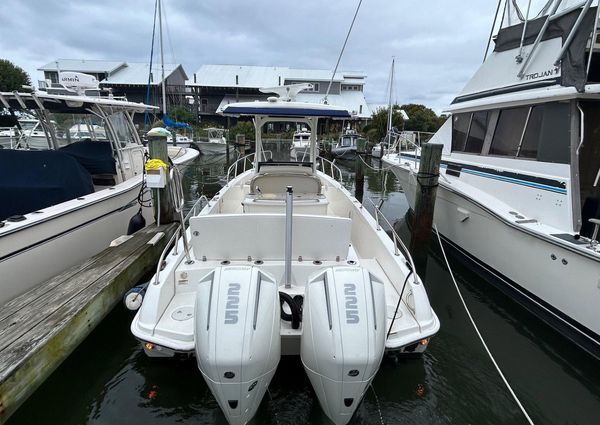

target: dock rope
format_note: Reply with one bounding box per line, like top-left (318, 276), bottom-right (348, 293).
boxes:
top-left (433, 224), bottom-right (535, 425)
top-left (369, 383), bottom-right (385, 425)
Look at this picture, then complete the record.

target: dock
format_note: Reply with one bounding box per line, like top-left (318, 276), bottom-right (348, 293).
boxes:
top-left (0, 223), bottom-right (178, 424)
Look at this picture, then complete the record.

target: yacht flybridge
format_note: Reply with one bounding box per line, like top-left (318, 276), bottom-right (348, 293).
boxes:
top-left (131, 86), bottom-right (439, 425)
top-left (383, 0), bottom-right (600, 357)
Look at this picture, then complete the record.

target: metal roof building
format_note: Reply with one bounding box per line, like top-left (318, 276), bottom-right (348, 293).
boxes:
top-left (189, 64), bottom-right (370, 119)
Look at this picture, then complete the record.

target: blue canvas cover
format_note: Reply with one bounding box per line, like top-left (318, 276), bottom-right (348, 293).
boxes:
top-left (59, 140), bottom-right (116, 175)
top-left (0, 149), bottom-right (94, 220)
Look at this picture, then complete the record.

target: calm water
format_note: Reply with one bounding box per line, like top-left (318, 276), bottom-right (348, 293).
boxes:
top-left (8, 150), bottom-right (600, 425)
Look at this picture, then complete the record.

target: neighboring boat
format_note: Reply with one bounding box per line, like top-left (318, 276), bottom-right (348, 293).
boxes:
top-left (131, 85), bottom-right (439, 425)
top-left (383, 0), bottom-right (600, 357)
top-left (69, 123), bottom-right (108, 141)
top-left (372, 59), bottom-right (396, 159)
top-left (0, 118), bottom-right (54, 150)
top-left (290, 126), bottom-right (313, 161)
top-left (331, 125), bottom-right (359, 159)
top-left (196, 127), bottom-right (228, 155)
top-left (166, 144), bottom-right (199, 168)
top-left (0, 89), bottom-right (156, 306)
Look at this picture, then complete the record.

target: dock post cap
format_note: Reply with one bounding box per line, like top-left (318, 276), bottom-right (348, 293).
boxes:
top-left (146, 127), bottom-right (171, 138)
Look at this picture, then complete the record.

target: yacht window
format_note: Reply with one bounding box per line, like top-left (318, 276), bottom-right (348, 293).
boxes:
top-left (518, 105), bottom-right (543, 159)
top-left (464, 111), bottom-right (489, 154)
top-left (451, 113), bottom-right (470, 152)
top-left (489, 107), bottom-right (529, 156)
top-left (535, 102), bottom-right (570, 164)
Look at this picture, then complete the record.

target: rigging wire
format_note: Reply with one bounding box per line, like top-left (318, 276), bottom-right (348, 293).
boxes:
top-left (324, 0), bottom-right (363, 103)
top-left (161, 0), bottom-right (177, 64)
top-left (433, 224), bottom-right (535, 425)
top-left (144, 0), bottom-right (159, 127)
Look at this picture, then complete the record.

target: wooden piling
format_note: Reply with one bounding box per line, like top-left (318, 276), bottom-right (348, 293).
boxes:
top-left (409, 143), bottom-right (443, 271)
top-left (147, 128), bottom-right (175, 224)
top-left (354, 156), bottom-right (365, 204)
top-left (0, 223), bottom-right (178, 424)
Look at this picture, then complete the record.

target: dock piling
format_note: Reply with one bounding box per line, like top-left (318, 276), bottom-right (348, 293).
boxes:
top-left (409, 143), bottom-right (443, 271)
top-left (147, 128), bottom-right (175, 224)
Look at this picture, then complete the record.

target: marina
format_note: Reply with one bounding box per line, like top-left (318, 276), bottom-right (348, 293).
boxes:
top-left (1, 0), bottom-right (600, 423)
top-left (4, 153), bottom-right (600, 425)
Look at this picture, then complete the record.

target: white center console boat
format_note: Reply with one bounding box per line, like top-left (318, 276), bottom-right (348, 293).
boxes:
top-left (131, 86), bottom-right (439, 424)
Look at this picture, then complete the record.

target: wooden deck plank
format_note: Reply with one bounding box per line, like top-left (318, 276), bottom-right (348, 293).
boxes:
top-left (0, 228), bottom-right (160, 352)
top-left (0, 223), bottom-right (178, 424)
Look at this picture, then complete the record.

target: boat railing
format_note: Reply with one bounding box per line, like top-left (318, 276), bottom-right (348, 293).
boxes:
top-left (364, 197), bottom-right (418, 284)
top-left (317, 156), bottom-right (344, 183)
top-left (226, 151), bottom-right (273, 182)
top-left (153, 191), bottom-right (209, 286)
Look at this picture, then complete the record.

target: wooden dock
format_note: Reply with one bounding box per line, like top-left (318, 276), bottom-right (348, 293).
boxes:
top-left (0, 223), bottom-right (178, 424)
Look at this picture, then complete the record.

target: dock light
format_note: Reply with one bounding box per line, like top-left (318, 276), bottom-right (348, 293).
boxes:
top-left (144, 342), bottom-right (155, 351)
top-left (420, 338), bottom-right (429, 346)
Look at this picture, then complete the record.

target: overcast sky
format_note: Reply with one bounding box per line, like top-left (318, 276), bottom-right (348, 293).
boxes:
top-left (0, 0), bottom-right (497, 113)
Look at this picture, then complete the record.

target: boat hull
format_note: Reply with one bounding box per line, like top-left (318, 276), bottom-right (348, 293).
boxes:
top-left (331, 147), bottom-right (356, 159)
top-left (196, 141), bottom-right (228, 155)
top-left (0, 177), bottom-right (152, 306)
top-left (386, 161), bottom-right (600, 357)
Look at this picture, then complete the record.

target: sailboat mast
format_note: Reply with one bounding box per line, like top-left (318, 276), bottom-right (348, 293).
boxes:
top-left (386, 59), bottom-right (394, 141)
top-left (158, 0), bottom-right (167, 115)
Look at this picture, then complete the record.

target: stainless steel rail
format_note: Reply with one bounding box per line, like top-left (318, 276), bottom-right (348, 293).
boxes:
top-left (152, 187), bottom-right (209, 285)
top-left (364, 197), bottom-right (418, 284)
top-left (226, 151), bottom-right (273, 183)
top-left (316, 156), bottom-right (344, 182)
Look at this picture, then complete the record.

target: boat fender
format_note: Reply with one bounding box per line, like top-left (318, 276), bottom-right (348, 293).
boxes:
top-left (127, 208), bottom-right (146, 235)
top-left (123, 283), bottom-right (148, 311)
top-left (279, 292), bottom-right (301, 329)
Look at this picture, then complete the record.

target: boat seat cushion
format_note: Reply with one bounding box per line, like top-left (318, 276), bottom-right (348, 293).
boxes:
top-left (249, 172), bottom-right (321, 195)
top-left (190, 213), bottom-right (351, 261)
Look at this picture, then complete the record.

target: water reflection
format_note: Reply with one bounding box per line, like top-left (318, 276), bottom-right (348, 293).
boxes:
top-left (7, 153), bottom-right (600, 425)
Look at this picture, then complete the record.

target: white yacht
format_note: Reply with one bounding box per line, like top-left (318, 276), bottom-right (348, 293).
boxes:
top-left (290, 126), bottom-right (313, 161)
top-left (131, 87), bottom-right (439, 425)
top-left (0, 90), bottom-right (156, 306)
top-left (196, 127), bottom-right (228, 155)
top-left (383, 0), bottom-right (600, 357)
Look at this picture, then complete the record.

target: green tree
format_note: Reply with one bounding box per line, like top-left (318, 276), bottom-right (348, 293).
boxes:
top-left (228, 120), bottom-right (255, 141)
top-left (168, 105), bottom-right (197, 124)
top-left (400, 103), bottom-right (446, 133)
top-left (362, 105), bottom-right (406, 142)
top-left (0, 59), bottom-right (31, 92)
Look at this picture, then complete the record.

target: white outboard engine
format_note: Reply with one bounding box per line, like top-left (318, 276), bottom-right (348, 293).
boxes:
top-left (195, 266), bottom-right (281, 425)
top-left (301, 266), bottom-right (386, 425)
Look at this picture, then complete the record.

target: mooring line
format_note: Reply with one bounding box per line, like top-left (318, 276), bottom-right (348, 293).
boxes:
top-left (369, 383), bottom-right (385, 425)
top-left (433, 224), bottom-right (535, 425)
top-left (267, 388), bottom-right (280, 425)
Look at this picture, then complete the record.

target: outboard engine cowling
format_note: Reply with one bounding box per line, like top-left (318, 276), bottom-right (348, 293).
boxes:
top-left (194, 266), bottom-right (281, 425)
top-left (301, 266), bottom-right (386, 425)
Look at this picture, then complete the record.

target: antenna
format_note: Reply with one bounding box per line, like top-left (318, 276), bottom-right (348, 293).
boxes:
top-left (324, 0), bottom-right (363, 104)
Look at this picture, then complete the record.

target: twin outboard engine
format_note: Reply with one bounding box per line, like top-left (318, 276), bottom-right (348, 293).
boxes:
top-left (301, 266), bottom-right (387, 425)
top-left (194, 266), bottom-right (281, 425)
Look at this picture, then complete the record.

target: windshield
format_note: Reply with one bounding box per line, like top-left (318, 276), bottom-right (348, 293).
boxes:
top-left (107, 111), bottom-right (137, 147)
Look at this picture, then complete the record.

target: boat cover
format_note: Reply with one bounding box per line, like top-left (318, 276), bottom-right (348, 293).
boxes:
top-left (59, 140), bottom-right (116, 175)
top-left (0, 149), bottom-right (94, 220)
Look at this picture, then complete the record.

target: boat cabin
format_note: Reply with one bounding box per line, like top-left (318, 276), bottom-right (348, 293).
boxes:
top-left (443, 0), bottom-right (600, 236)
